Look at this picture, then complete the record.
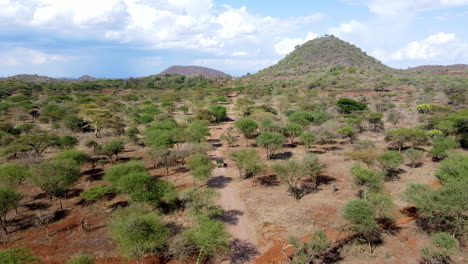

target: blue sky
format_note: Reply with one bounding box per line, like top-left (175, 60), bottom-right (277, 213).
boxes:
top-left (0, 0), bottom-right (467, 78)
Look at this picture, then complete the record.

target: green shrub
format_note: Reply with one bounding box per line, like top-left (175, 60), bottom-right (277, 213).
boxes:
top-left (66, 255), bottom-right (94, 264)
top-left (336, 98), bottom-right (367, 114)
top-left (54, 149), bottom-right (89, 166)
top-left (0, 248), bottom-right (40, 264)
top-left (80, 185), bottom-right (112, 202)
top-left (435, 154), bottom-right (467, 184)
top-left (431, 137), bottom-right (460, 160)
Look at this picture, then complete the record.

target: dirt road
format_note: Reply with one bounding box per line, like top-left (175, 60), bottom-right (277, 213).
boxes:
top-left (208, 104), bottom-right (259, 263)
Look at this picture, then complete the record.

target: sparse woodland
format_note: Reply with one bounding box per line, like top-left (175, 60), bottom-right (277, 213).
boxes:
top-left (0, 37), bottom-right (466, 264)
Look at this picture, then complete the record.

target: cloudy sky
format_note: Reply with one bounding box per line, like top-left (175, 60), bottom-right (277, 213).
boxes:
top-left (0, 0), bottom-right (467, 78)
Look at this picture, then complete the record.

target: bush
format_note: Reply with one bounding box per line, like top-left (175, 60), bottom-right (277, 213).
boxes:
top-left (256, 132), bottom-right (284, 159)
top-left (0, 248), bottom-right (40, 264)
top-left (435, 154), bottom-right (467, 184)
top-left (187, 154), bottom-right (214, 183)
top-left (377, 150), bottom-right (404, 177)
top-left (336, 98), bottom-right (367, 114)
top-left (351, 166), bottom-right (383, 195)
top-left (342, 199), bottom-right (380, 252)
top-left (80, 185), bottom-right (112, 202)
top-left (234, 118), bottom-right (258, 139)
top-left (98, 140), bottom-right (125, 163)
top-left (299, 132), bottom-right (316, 149)
top-left (110, 205), bottom-right (169, 261)
top-left (404, 181), bottom-right (467, 236)
top-left (0, 163), bottom-right (30, 187)
top-left (431, 137), bottom-right (460, 160)
top-left (54, 149), bottom-right (89, 166)
top-left (422, 232), bottom-right (459, 264)
top-left (404, 148), bottom-right (424, 168)
top-left (66, 255), bottom-right (94, 264)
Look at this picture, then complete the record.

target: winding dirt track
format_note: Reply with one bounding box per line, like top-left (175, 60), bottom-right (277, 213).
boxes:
top-left (208, 104), bottom-right (258, 262)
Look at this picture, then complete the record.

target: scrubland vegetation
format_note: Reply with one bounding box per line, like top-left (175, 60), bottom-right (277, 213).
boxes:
top-left (0, 36), bottom-right (466, 264)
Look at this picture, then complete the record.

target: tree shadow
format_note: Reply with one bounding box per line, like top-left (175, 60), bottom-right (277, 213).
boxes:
top-left (385, 168), bottom-right (405, 181)
top-left (33, 192), bottom-right (48, 200)
top-left (257, 174), bottom-right (280, 187)
top-left (317, 175), bottom-right (336, 186)
top-left (83, 168), bottom-right (103, 175)
top-left (215, 210), bottom-right (244, 225)
top-left (405, 162), bottom-right (423, 168)
top-left (175, 166), bottom-right (189, 173)
top-left (229, 239), bottom-right (259, 264)
top-left (271, 151), bottom-right (293, 160)
top-left (207, 176), bottom-right (232, 189)
top-left (88, 172), bottom-right (104, 181)
top-left (377, 218), bottom-right (401, 235)
top-left (207, 139), bottom-right (220, 143)
top-left (62, 188), bottom-right (82, 199)
top-left (308, 149), bottom-right (326, 154)
top-left (212, 143), bottom-right (223, 148)
top-left (23, 202), bottom-right (50, 211)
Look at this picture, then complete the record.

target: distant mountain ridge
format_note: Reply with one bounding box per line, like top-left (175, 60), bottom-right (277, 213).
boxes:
top-left (257, 36), bottom-right (390, 77)
top-left (405, 64), bottom-right (468, 75)
top-left (158, 65), bottom-right (229, 78)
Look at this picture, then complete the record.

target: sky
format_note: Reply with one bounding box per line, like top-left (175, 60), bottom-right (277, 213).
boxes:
top-left (0, 0), bottom-right (467, 78)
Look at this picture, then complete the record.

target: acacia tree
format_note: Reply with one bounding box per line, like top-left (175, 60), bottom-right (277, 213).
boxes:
top-left (272, 154), bottom-right (324, 198)
top-left (343, 199), bottom-right (380, 253)
top-left (208, 105), bottom-right (227, 123)
top-left (98, 140), bottom-right (125, 163)
top-left (110, 204), bottom-right (169, 264)
top-left (230, 149), bottom-right (265, 180)
top-left (234, 118), bottom-right (258, 141)
top-left (0, 163), bottom-right (30, 187)
top-left (29, 160), bottom-right (81, 209)
top-left (15, 133), bottom-right (59, 155)
top-left (0, 187), bottom-right (22, 234)
top-left (80, 104), bottom-right (113, 138)
top-left (256, 132), bottom-right (284, 159)
top-left (187, 154), bottom-right (215, 184)
top-left (299, 132), bottom-right (316, 149)
top-left (147, 148), bottom-right (177, 175)
top-left (284, 123), bottom-right (303, 145)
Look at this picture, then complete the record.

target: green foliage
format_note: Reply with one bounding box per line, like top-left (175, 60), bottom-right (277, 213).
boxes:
top-left (104, 161), bottom-right (176, 205)
top-left (0, 248), bottom-right (40, 264)
top-left (337, 126), bottom-right (356, 142)
top-left (187, 154), bottom-right (214, 183)
top-left (0, 163), bottom-right (30, 187)
top-left (289, 229), bottom-right (332, 263)
top-left (435, 154), bottom-right (468, 184)
top-left (416, 104), bottom-right (433, 114)
top-left (288, 111), bottom-right (332, 127)
top-left (404, 148), bottom-right (424, 168)
top-left (145, 130), bottom-right (174, 149)
top-left (272, 154), bottom-right (324, 199)
top-left (422, 232), bottom-right (459, 264)
top-left (63, 114), bottom-right (88, 133)
top-left (110, 204), bottom-right (169, 260)
top-left (346, 149), bottom-right (379, 168)
top-left (30, 160), bottom-right (81, 206)
top-left (299, 132), bottom-right (316, 148)
top-left (431, 137), bottom-right (460, 160)
top-left (256, 132), bottom-right (284, 159)
top-left (385, 128), bottom-right (429, 151)
top-left (336, 98), bottom-right (367, 114)
top-left (208, 105), bottom-right (227, 122)
top-left (80, 185), bottom-right (112, 202)
top-left (181, 187), bottom-right (221, 217)
top-left (186, 121), bottom-right (210, 143)
top-left (368, 192), bottom-right (394, 219)
top-left (98, 140), bottom-right (125, 163)
top-left (284, 123), bottom-right (303, 144)
top-left (377, 150), bottom-right (404, 176)
top-left (404, 181), bottom-right (467, 236)
top-left (343, 199), bottom-right (379, 245)
top-left (230, 149), bottom-right (265, 179)
top-left (351, 166), bottom-right (383, 195)
top-left (57, 135), bottom-right (79, 149)
top-left (66, 255), bottom-right (95, 264)
top-left (0, 187), bottom-right (22, 221)
top-left (182, 215), bottom-right (230, 260)
top-left (54, 149), bottom-right (89, 165)
top-left (234, 118), bottom-right (258, 139)
top-left (14, 133), bottom-right (60, 155)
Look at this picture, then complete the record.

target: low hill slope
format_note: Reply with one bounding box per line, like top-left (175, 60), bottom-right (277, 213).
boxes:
top-left (158, 65), bottom-right (229, 78)
top-left (257, 36), bottom-right (390, 77)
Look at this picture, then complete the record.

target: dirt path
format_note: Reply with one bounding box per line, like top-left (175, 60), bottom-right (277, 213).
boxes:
top-left (208, 103), bottom-right (259, 263)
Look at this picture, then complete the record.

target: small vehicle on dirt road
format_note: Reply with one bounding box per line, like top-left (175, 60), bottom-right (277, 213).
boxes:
top-left (216, 159), bottom-right (227, 168)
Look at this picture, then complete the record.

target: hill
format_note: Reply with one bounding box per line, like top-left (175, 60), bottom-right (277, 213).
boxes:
top-left (405, 64), bottom-right (468, 75)
top-left (3, 74), bottom-right (58, 83)
top-left (257, 36), bottom-right (390, 77)
top-left (158, 65), bottom-right (229, 78)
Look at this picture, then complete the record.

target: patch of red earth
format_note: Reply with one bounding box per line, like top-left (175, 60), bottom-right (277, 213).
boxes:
top-left (429, 179), bottom-right (443, 188)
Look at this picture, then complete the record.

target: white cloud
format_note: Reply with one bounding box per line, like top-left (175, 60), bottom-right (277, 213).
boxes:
top-left (366, 0), bottom-right (468, 16)
top-left (232, 51), bottom-right (248, 57)
top-left (372, 32), bottom-right (468, 63)
top-left (328, 20), bottom-right (365, 37)
top-left (274, 32), bottom-right (319, 55)
top-left (0, 48), bottom-right (70, 67)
